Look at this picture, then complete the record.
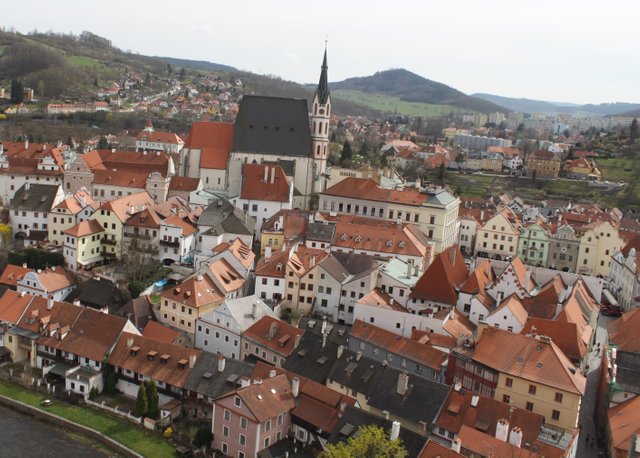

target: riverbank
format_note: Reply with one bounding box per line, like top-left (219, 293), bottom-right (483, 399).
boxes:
top-left (0, 379), bottom-right (175, 457)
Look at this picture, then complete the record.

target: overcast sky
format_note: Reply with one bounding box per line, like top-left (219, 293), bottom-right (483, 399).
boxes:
top-left (4, 0), bottom-right (638, 104)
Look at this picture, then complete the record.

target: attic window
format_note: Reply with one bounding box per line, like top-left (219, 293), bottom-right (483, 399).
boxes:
top-left (386, 240), bottom-right (393, 247)
top-left (317, 356), bottom-right (328, 365)
top-left (160, 354), bottom-right (171, 364)
top-left (147, 350), bottom-right (158, 361)
top-left (399, 241), bottom-right (406, 248)
top-left (130, 346), bottom-right (141, 356)
top-left (276, 263), bottom-right (283, 271)
top-left (177, 358), bottom-right (188, 368)
top-left (340, 234), bottom-right (347, 241)
top-left (355, 236), bottom-right (362, 243)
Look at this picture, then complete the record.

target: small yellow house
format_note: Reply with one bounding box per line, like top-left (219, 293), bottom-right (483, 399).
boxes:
top-left (63, 220), bottom-right (104, 271)
top-left (577, 220), bottom-right (624, 277)
top-left (48, 191), bottom-right (97, 247)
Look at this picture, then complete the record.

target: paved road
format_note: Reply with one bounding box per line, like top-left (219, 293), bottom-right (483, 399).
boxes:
top-left (577, 313), bottom-right (614, 458)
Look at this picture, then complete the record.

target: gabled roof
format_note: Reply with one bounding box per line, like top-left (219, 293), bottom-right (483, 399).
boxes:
top-left (0, 264), bottom-right (30, 288)
top-left (356, 288), bottom-right (406, 311)
top-left (160, 274), bottom-right (224, 309)
top-left (24, 267), bottom-right (76, 292)
top-left (0, 290), bottom-right (33, 324)
top-left (243, 316), bottom-right (304, 357)
top-left (53, 191), bottom-right (97, 214)
top-left (198, 199), bottom-right (254, 236)
top-left (459, 260), bottom-right (493, 295)
top-left (183, 122), bottom-right (234, 170)
top-left (11, 184), bottom-right (60, 212)
top-left (16, 295), bottom-right (82, 335)
top-left (108, 332), bottom-right (201, 388)
top-left (233, 95), bottom-right (312, 157)
top-left (457, 425), bottom-right (541, 458)
top-left (240, 163), bottom-right (291, 202)
top-left (609, 308), bottom-right (640, 353)
top-left (469, 327), bottom-right (585, 395)
top-left (418, 440), bottom-right (463, 458)
top-left (184, 352), bottom-right (254, 399)
top-left (411, 245), bottom-right (468, 303)
top-left (521, 317), bottom-right (586, 363)
top-left (351, 320), bottom-right (447, 370)
top-left (256, 249), bottom-right (289, 278)
top-left (169, 176), bottom-right (200, 192)
top-left (63, 219), bottom-right (104, 238)
top-left (161, 215), bottom-right (197, 236)
top-left (142, 321), bottom-right (181, 344)
top-left (97, 191), bottom-right (155, 223)
top-left (488, 294), bottom-right (529, 326)
top-left (608, 396), bottom-right (640, 455)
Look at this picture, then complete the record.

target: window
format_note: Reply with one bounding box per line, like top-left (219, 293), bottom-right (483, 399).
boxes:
top-left (224, 409), bottom-right (231, 421)
top-left (552, 410), bottom-right (560, 420)
top-left (239, 434), bottom-right (246, 446)
top-left (234, 396), bottom-right (241, 407)
top-left (528, 384), bottom-right (537, 395)
top-left (505, 377), bottom-right (513, 387)
top-left (555, 392), bottom-right (563, 403)
top-left (223, 425), bottom-right (229, 437)
top-left (503, 394), bottom-right (510, 403)
top-left (526, 402), bottom-right (534, 411)
top-left (277, 413), bottom-right (284, 426)
top-left (264, 437), bottom-right (270, 448)
top-left (240, 417), bottom-right (247, 429)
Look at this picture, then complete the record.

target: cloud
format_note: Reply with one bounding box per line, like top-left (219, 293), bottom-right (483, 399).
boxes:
top-left (282, 52), bottom-right (301, 62)
top-left (193, 25), bottom-right (213, 34)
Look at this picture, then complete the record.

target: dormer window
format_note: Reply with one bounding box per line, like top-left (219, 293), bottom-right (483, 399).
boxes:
top-left (399, 241), bottom-right (406, 248)
top-left (130, 346), bottom-right (140, 356)
top-left (355, 236), bottom-right (362, 243)
top-left (386, 240), bottom-right (393, 247)
top-left (276, 263), bottom-right (283, 272)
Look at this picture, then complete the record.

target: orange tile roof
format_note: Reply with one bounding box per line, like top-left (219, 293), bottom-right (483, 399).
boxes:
top-left (124, 207), bottom-right (162, 229)
top-left (0, 290), bottom-right (33, 323)
top-left (98, 191), bottom-right (155, 223)
top-left (224, 373), bottom-right (296, 423)
top-left (218, 238), bottom-right (255, 270)
top-left (457, 425), bottom-right (542, 458)
top-left (470, 327), bottom-right (585, 395)
top-left (261, 209), bottom-right (311, 239)
top-left (168, 176), bottom-right (200, 192)
top-left (108, 332), bottom-right (201, 388)
top-left (351, 320), bottom-right (448, 370)
top-left (287, 246), bottom-right (329, 277)
top-left (240, 163), bottom-right (291, 202)
top-left (136, 131), bottom-right (184, 145)
top-left (256, 249), bottom-right (289, 278)
top-left (323, 177), bottom-right (428, 206)
top-left (160, 274), bottom-right (224, 309)
top-left (207, 258), bottom-right (245, 294)
top-left (489, 294), bottom-right (529, 325)
top-left (357, 288), bottom-right (407, 311)
top-left (459, 260), bottom-right (493, 295)
top-left (521, 317), bottom-right (586, 363)
top-left (608, 308), bottom-right (640, 353)
top-left (63, 219), bottom-right (104, 237)
top-left (243, 316), bottom-right (303, 357)
top-left (183, 122), bottom-right (234, 170)
top-left (411, 245), bottom-right (468, 303)
top-left (442, 308), bottom-right (476, 339)
top-left (608, 396), bottom-right (640, 455)
top-left (418, 440), bottom-right (463, 458)
top-left (54, 191), bottom-right (97, 214)
top-left (162, 215), bottom-right (197, 236)
top-left (0, 264), bottom-right (30, 288)
top-left (17, 296), bottom-right (82, 334)
top-left (142, 320), bottom-right (181, 343)
top-left (35, 267), bottom-right (76, 292)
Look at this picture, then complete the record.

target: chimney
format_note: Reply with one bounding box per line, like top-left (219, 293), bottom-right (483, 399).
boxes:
top-left (454, 382), bottom-right (461, 392)
top-left (270, 166), bottom-right (276, 184)
top-left (189, 354), bottom-right (196, 368)
top-left (406, 262), bottom-right (412, 278)
top-left (252, 302), bottom-right (261, 320)
top-left (217, 354), bottom-right (226, 373)
top-left (22, 263), bottom-right (27, 268)
top-left (269, 369), bottom-right (277, 378)
top-left (263, 166), bottom-right (269, 182)
top-left (310, 255), bottom-right (316, 268)
top-left (25, 139), bottom-right (29, 150)
top-left (390, 421), bottom-right (400, 441)
top-left (509, 427), bottom-right (523, 448)
top-left (451, 438), bottom-right (462, 453)
top-left (126, 338), bottom-right (134, 348)
top-left (397, 372), bottom-right (409, 396)
top-left (25, 182), bottom-right (30, 191)
top-left (79, 193), bottom-right (86, 208)
top-left (322, 334), bottom-right (327, 348)
top-left (471, 395), bottom-right (479, 407)
top-left (495, 419), bottom-right (509, 442)
top-left (382, 410), bottom-right (389, 420)
top-left (240, 376), bottom-right (250, 388)
top-left (292, 377), bottom-right (300, 398)
top-left (356, 351), bottom-right (362, 361)
top-left (268, 321), bottom-right (278, 339)
top-left (321, 316), bottom-right (327, 335)
top-left (47, 295), bottom-right (54, 310)
top-left (337, 345), bottom-right (344, 359)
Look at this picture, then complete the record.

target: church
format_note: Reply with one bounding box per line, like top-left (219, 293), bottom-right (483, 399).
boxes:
top-left (179, 49), bottom-right (332, 209)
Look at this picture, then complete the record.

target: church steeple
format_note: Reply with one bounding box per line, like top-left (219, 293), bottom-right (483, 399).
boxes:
top-left (316, 47), bottom-right (330, 104)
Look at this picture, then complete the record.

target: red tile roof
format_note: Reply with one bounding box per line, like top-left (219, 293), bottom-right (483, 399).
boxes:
top-left (457, 425), bottom-right (542, 458)
top-left (162, 215), bottom-right (197, 236)
top-left (224, 373), bottom-right (296, 423)
top-left (418, 440), bottom-right (463, 458)
top-left (169, 176), bottom-right (200, 192)
top-left (142, 320), bottom-right (181, 343)
top-left (323, 177), bottom-right (429, 206)
top-left (63, 219), bottom-right (104, 238)
top-left (411, 245), bottom-right (468, 303)
top-left (160, 274), bottom-right (224, 309)
top-left (183, 122), bottom-right (234, 170)
top-left (608, 308), bottom-right (640, 353)
top-left (240, 163), bottom-right (291, 202)
top-left (97, 191), bottom-right (155, 223)
top-left (521, 317), bottom-right (586, 363)
top-left (608, 396), bottom-right (640, 455)
top-left (243, 316), bottom-right (303, 357)
top-left (0, 290), bottom-right (32, 324)
top-left (0, 264), bottom-right (30, 288)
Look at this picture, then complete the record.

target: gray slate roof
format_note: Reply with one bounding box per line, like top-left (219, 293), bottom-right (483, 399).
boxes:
top-left (307, 221), bottom-right (336, 243)
top-left (11, 184), bottom-right (59, 212)
top-left (232, 95), bottom-right (312, 157)
top-left (198, 199), bottom-right (254, 236)
top-left (184, 352), bottom-right (254, 399)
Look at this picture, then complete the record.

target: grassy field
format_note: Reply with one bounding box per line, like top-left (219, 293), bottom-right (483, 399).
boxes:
top-left (0, 380), bottom-right (175, 457)
top-left (333, 89), bottom-right (471, 118)
top-left (68, 55), bottom-right (105, 70)
top-left (428, 171), bottom-right (640, 211)
top-left (596, 157), bottom-right (637, 182)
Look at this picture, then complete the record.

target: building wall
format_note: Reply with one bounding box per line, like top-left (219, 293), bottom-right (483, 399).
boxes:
top-left (92, 183), bottom-right (142, 202)
top-left (48, 207), bottom-right (76, 247)
top-left (63, 232), bottom-right (103, 271)
top-left (240, 338), bottom-right (286, 367)
top-left (353, 303), bottom-right (446, 338)
top-left (518, 224), bottom-right (550, 267)
top-left (494, 373), bottom-right (581, 430)
top-left (0, 173), bottom-right (63, 204)
top-left (475, 212), bottom-right (519, 260)
top-left (91, 209), bottom-right (125, 260)
top-left (255, 275), bottom-right (285, 303)
top-left (547, 227), bottom-right (580, 272)
top-left (63, 156), bottom-right (94, 195)
top-left (159, 296), bottom-right (219, 337)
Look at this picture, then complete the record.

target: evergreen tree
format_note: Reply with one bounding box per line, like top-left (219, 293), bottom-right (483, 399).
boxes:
top-left (145, 380), bottom-right (159, 419)
top-left (341, 140), bottom-right (353, 162)
top-left (103, 363), bottom-right (117, 395)
top-left (166, 63), bottom-right (173, 77)
top-left (10, 79), bottom-right (24, 104)
top-left (437, 162), bottom-right (446, 185)
top-left (134, 382), bottom-right (148, 417)
top-left (179, 67), bottom-right (187, 80)
top-left (97, 136), bottom-right (110, 150)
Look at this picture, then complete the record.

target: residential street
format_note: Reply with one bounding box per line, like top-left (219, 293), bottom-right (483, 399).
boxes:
top-left (577, 313), bottom-right (614, 458)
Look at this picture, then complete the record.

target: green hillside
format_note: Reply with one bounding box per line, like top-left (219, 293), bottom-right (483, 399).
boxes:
top-left (333, 89), bottom-right (470, 117)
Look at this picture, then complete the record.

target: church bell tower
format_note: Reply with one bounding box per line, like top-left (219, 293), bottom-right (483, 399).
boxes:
top-left (310, 46), bottom-right (331, 180)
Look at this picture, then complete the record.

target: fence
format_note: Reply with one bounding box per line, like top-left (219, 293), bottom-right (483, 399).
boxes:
top-left (85, 398), bottom-right (143, 424)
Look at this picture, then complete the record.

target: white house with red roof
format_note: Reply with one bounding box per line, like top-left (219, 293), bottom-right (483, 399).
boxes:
top-left (135, 123), bottom-right (184, 154)
top-left (232, 163), bottom-right (293, 232)
top-left (159, 215), bottom-right (198, 265)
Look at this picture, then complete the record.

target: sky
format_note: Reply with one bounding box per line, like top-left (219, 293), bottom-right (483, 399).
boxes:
top-left (3, 0), bottom-right (639, 105)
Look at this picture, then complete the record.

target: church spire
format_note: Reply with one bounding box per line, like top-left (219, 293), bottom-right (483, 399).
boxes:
top-left (316, 45), bottom-right (330, 104)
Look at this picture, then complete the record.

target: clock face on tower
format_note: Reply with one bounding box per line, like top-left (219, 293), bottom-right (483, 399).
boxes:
top-left (319, 108), bottom-right (325, 115)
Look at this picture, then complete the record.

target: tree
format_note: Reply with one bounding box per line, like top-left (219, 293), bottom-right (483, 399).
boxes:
top-left (179, 67), bottom-right (187, 80)
top-left (103, 363), bottom-right (117, 395)
top-left (145, 380), bottom-right (159, 419)
top-left (319, 425), bottom-right (408, 458)
top-left (341, 140), bottom-right (353, 163)
top-left (97, 136), bottom-right (110, 150)
top-left (437, 162), bottom-right (446, 185)
top-left (10, 79), bottom-right (24, 104)
top-left (193, 425), bottom-right (213, 448)
top-left (630, 118), bottom-right (639, 144)
top-left (166, 63), bottom-right (173, 77)
top-left (134, 382), bottom-right (148, 417)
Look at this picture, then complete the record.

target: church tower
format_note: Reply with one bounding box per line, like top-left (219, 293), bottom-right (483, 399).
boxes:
top-left (310, 47), bottom-right (331, 180)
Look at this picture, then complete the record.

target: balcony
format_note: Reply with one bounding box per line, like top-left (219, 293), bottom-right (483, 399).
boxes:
top-left (102, 237), bottom-right (117, 246)
top-left (160, 239), bottom-right (180, 248)
top-left (102, 251), bottom-right (117, 258)
top-left (129, 232), bottom-right (151, 241)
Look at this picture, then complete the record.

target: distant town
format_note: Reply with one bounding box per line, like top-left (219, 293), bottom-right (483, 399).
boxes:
top-left (0, 29), bottom-right (639, 458)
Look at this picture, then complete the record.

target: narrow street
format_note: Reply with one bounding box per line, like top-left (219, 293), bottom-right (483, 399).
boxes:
top-left (577, 313), bottom-right (614, 458)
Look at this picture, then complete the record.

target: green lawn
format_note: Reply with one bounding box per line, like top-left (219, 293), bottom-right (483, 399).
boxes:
top-left (0, 380), bottom-right (175, 457)
top-left (333, 89), bottom-right (471, 118)
top-left (596, 157), bottom-right (637, 182)
top-left (68, 55), bottom-right (105, 69)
